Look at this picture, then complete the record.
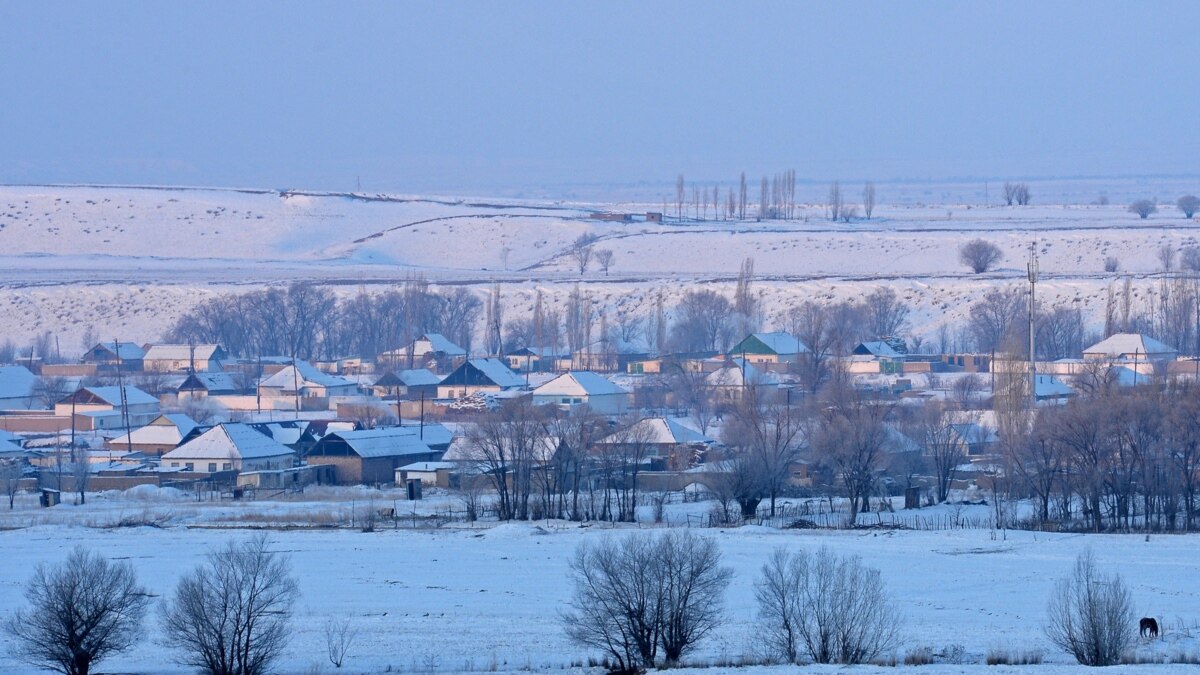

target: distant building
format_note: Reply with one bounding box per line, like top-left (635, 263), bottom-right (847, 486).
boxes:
top-left (161, 423), bottom-right (294, 474)
top-left (80, 342), bottom-right (145, 371)
top-left (437, 358), bottom-right (525, 399)
top-left (380, 333), bottom-right (468, 374)
top-left (105, 413), bottom-right (198, 456)
top-left (55, 386), bottom-right (160, 431)
top-left (371, 369), bottom-right (441, 400)
top-left (532, 371), bottom-right (630, 414)
top-left (729, 332), bottom-right (809, 364)
top-left (0, 365), bottom-right (37, 410)
top-left (258, 361), bottom-right (359, 398)
top-left (142, 344), bottom-right (228, 373)
top-left (1083, 333), bottom-right (1177, 363)
top-left (307, 427), bottom-right (444, 484)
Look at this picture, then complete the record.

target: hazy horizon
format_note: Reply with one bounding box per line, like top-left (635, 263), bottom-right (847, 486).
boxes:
top-left (3, 1), bottom-right (1198, 195)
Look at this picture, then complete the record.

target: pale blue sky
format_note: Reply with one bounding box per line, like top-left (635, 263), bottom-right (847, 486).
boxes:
top-left (2, 1), bottom-right (1197, 194)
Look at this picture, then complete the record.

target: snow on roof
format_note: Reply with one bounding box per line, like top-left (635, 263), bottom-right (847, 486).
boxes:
top-left (1034, 374), bottom-right (1075, 397)
top-left (0, 438), bottom-right (23, 455)
top-left (0, 365), bottom-right (36, 400)
top-left (110, 414), bottom-right (198, 447)
top-left (442, 358), bottom-right (525, 389)
top-left (949, 423), bottom-right (999, 446)
top-left (397, 461), bottom-right (456, 472)
top-left (260, 361), bottom-right (357, 390)
top-left (179, 372), bottom-right (239, 392)
top-left (0, 429), bottom-right (22, 445)
top-left (163, 423), bottom-right (294, 461)
top-left (320, 428), bottom-right (437, 458)
top-left (143, 344), bottom-right (225, 361)
top-left (599, 418), bottom-right (712, 446)
top-left (739, 332), bottom-right (808, 355)
top-left (416, 333), bottom-right (467, 357)
top-left (85, 341), bottom-right (145, 361)
top-left (533, 371), bottom-right (627, 397)
top-left (1084, 333), bottom-right (1177, 357)
top-left (395, 369), bottom-right (442, 386)
top-left (77, 386), bottom-right (159, 407)
top-left (706, 358), bottom-right (780, 387)
top-left (854, 341), bottom-right (903, 358)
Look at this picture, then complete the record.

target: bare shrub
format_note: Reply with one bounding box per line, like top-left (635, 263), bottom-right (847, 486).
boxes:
top-left (161, 534), bottom-right (299, 675)
top-left (1129, 199), bottom-right (1157, 219)
top-left (755, 546), bottom-right (901, 665)
top-left (1003, 182), bottom-right (1031, 206)
top-left (1178, 194), bottom-right (1199, 219)
top-left (1104, 256), bottom-right (1120, 273)
top-left (324, 616), bottom-right (357, 668)
top-left (958, 239), bottom-right (1003, 274)
top-left (3, 546), bottom-right (149, 675)
top-left (562, 531), bottom-right (732, 670)
top-left (1045, 550), bottom-right (1134, 666)
top-left (986, 647), bottom-right (1044, 665)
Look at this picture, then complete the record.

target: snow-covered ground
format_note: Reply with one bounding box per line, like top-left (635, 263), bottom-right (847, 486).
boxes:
top-left (2, 183), bottom-right (1199, 349)
top-left (1, 488), bottom-right (1199, 673)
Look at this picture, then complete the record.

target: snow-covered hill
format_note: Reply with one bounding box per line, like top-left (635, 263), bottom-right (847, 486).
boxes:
top-left (1, 184), bottom-right (1196, 350)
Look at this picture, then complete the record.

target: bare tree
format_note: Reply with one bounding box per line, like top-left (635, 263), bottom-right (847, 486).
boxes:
top-left (670, 289), bottom-right (734, 353)
top-left (809, 386), bottom-right (895, 525)
top-left (1003, 182), bottom-right (1031, 206)
top-left (676, 174), bottom-right (685, 220)
top-left (594, 248), bottom-right (614, 276)
top-left (562, 531), bottom-right (731, 670)
top-left (968, 286), bottom-right (1024, 353)
top-left (1158, 244), bottom-right (1176, 272)
top-left (828, 181), bottom-right (842, 222)
top-left (863, 287), bottom-right (910, 339)
top-left (862, 182), bottom-right (876, 219)
top-left (32, 375), bottom-right (69, 409)
top-left (161, 535), bottom-right (299, 675)
top-left (959, 239), bottom-right (1003, 274)
top-left (738, 172), bottom-right (748, 220)
top-left (1129, 199), bottom-right (1157, 219)
top-left (71, 459), bottom-right (90, 506)
top-left (1045, 550), bottom-right (1134, 666)
top-left (1178, 194), bottom-right (1199, 219)
top-left (466, 399), bottom-right (550, 520)
top-left (838, 204), bottom-right (859, 223)
top-left (4, 546), bottom-right (149, 675)
top-left (723, 393), bottom-right (803, 516)
top-left (1104, 256), bottom-right (1120, 274)
top-left (755, 546), bottom-right (901, 665)
top-left (907, 402), bottom-right (962, 503)
top-left (569, 233), bottom-right (597, 274)
top-left (324, 616), bottom-right (357, 669)
top-left (2, 460), bottom-right (21, 509)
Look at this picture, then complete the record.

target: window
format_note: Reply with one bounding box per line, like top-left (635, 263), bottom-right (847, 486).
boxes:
top-left (184, 463), bottom-right (194, 471)
top-left (222, 462), bottom-right (231, 471)
top-left (208, 463), bottom-right (217, 473)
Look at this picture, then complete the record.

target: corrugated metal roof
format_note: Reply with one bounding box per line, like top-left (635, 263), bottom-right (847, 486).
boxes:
top-left (0, 365), bottom-right (36, 400)
top-left (1084, 333), bottom-right (1176, 357)
top-left (163, 423), bottom-right (294, 461)
top-left (79, 386), bottom-right (159, 407)
top-left (321, 428), bottom-right (437, 458)
top-left (143, 344), bottom-right (224, 361)
top-left (533, 371), bottom-right (627, 397)
top-left (260, 361), bottom-right (357, 390)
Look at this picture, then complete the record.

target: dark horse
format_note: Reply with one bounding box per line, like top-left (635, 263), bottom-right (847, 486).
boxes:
top-left (1140, 617), bottom-right (1159, 638)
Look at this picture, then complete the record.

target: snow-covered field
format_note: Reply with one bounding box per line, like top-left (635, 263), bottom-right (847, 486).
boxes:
top-left (1, 488), bottom-right (1199, 673)
top-left (2, 182), bottom-right (1199, 349)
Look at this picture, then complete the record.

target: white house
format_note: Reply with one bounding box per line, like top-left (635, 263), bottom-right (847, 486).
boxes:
top-left (1083, 333), bottom-right (1177, 363)
top-left (258, 361), bottom-right (359, 398)
top-left (54, 386), bottom-right (161, 431)
top-left (142, 344), bottom-right (228, 373)
top-left (105, 413), bottom-right (198, 456)
top-left (161, 423), bottom-right (295, 474)
top-left (532, 371), bottom-right (630, 414)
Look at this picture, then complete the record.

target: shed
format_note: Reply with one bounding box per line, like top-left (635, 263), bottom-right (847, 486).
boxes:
top-left (307, 427), bottom-right (444, 484)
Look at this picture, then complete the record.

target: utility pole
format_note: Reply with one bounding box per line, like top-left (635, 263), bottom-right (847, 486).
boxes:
top-left (114, 339), bottom-right (133, 456)
top-left (1027, 242), bottom-right (1039, 408)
